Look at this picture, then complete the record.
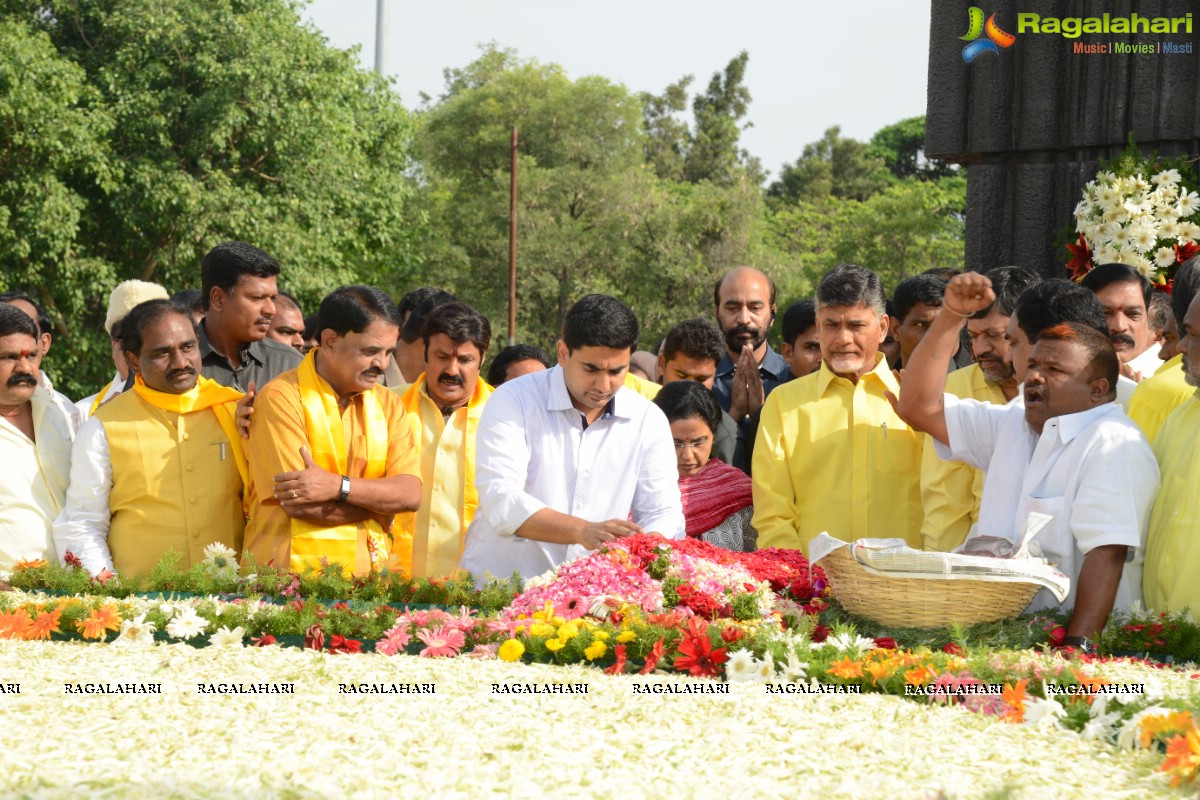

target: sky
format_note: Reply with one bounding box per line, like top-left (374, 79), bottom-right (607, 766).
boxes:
top-left (301, 0), bottom-right (931, 181)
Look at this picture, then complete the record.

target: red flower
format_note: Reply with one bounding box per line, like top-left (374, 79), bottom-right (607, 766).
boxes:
top-left (92, 568), bottom-right (116, 586)
top-left (252, 634), bottom-right (277, 647)
top-left (1048, 626), bottom-right (1067, 647)
top-left (63, 551), bottom-right (84, 570)
top-left (943, 642), bottom-right (965, 656)
top-left (1066, 233), bottom-right (1092, 280)
top-left (874, 637), bottom-right (898, 650)
top-left (331, 602), bottom-right (350, 612)
top-left (639, 638), bottom-right (665, 675)
top-left (328, 635), bottom-right (363, 654)
top-left (810, 624), bottom-right (831, 643)
top-left (304, 624), bottom-right (325, 651)
top-left (721, 626), bottom-right (746, 644)
top-left (673, 633), bottom-right (728, 678)
top-left (603, 644), bottom-right (628, 676)
top-left (1177, 242), bottom-right (1200, 264)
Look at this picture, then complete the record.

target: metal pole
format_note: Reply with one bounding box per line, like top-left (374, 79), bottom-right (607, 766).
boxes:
top-left (374, 0), bottom-right (387, 76)
top-left (509, 126), bottom-right (518, 345)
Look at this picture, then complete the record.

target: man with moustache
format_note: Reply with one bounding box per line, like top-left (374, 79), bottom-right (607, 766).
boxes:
top-left (753, 264), bottom-right (924, 554)
top-left (711, 267), bottom-right (792, 472)
top-left (1142, 289), bottom-right (1200, 613)
top-left (53, 300), bottom-right (248, 576)
top-left (392, 302), bottom-right (495, 578)
top-left (920, 266), bottom-right (1041, 552)
top-left (899, 273), bottom-right (1158, 643)
top-left (244, 286), bottom-right (422, 576)
top-left (1081, 264), bottom-right (1161, 382)
top-left (197, 241), bottom-right (301, 391)
top-left (0, 305), bottom-right (74, 568)
top-left (1, 291), bottom-right (81, 433)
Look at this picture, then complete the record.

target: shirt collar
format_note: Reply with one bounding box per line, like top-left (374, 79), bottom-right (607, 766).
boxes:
top-left (197, 320), bottom-right (264, 367)
top-left (416, 372), bottom-right (492, 419)
top-left (1042, 403), bottom-right (1118, 444)
top-left (545, 366), bottom-right (628, 420)
top-left (816, 352), bottom-right (895, 397)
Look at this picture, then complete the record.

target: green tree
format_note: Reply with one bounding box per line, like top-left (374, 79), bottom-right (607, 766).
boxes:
top-left (767, 126), bottom-right (892, 205)
top-left (683, 51), bottom-right (764, 187)
top-left (867, 115), bottom-right (957, 181)
top-left (639, 76), bottom-right (693, 182)
top-left (1, 0), bottom-right (424, 397)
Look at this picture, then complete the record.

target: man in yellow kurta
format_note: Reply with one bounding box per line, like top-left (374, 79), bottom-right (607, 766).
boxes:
top-left (1142, 290), bottom-right (1200, 612)
top-left (920, 266), bottom-right (1035, 551)
top-left (394, 301), bottom-right (494, 577)
top-left (753, 264), bottom-right (923, 554)
top-left (53, 300), bottom-right (247, 577)
top-left (245, 285), bottom-right (421, 577)
top-left (1128, 355), bottom-right (1193, 444)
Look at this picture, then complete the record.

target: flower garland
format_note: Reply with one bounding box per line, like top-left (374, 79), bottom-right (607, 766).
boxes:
top-left (1065, 141), bottom-right (1200, 287)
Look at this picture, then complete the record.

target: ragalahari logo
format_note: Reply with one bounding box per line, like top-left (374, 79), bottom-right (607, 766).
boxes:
top-left (961, 7), bottom-right (1016, 62)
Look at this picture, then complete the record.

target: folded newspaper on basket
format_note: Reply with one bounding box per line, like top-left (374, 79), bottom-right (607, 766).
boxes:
top-left (809, 512), bottom-right (1070, 603)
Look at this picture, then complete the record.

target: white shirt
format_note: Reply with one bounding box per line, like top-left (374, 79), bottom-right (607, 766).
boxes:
top-left (458, 366), bottom-right (684, 583)
top-left (1127, 342), bottom-right (1163, 381)
top-left (38, 371), bottom-right (81, 435)
top-left (936, 397), bottom-right (1159, 613)
top-left (0, 386), bottom-right (74, 568)
top-left (52, 416), bottom-right (115, 575)
top-left (75, 371), bottom-right (125, 423)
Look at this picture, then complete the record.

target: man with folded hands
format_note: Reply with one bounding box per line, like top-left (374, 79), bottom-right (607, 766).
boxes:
top-left (896, 272), bottom-right (1159, 647)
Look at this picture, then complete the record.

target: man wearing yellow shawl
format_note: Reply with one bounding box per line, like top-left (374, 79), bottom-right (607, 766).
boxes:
top-left (395, 301), bottom-right (493, 578)
top-left (54, 300), bottom-right (247, 576)
top-left (245, 286), bottom-right (421, 577)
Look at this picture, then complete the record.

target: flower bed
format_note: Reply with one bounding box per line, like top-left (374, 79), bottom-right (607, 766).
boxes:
top-left (6, 536), bottom-right (1200, 791)
top-left (0, 641), bottom-right (1187, 799)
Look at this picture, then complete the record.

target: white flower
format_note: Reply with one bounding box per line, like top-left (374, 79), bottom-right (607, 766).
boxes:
top-left (1130, 254), bottom-right (1155, 278)
top-left (1158, 219), bottom-right (1180, 240)
top-left (159, 603), bottom-right (176, 618)
top-left (825, 632), bottom-right (876, 657)
top-left (1153, 169), bottom-right (1181, 186)
top-left (1128, 223), bottom-right (1158, 253)
top-left (166, 608), bottom-right (209, 640)
top-left (1073, 200), bottom-right (1091, 221)
top-left (1022, 695), bottom-right (1066, 727)
top-left (1096, 185), bottom-right (1122, 211)
top-left (1129, 175), bottom-right (1150, 194)
top-left (1178, 221), bottom-right (1200, 243)
top-left (724, 650), bottom-right (757, 683)
top-left (1124, 196), bottom-right (1152, 219)
top-left (1094, 243), bottom-right (1120, 264)
top-left (1155, 246), bottom-right (1178, 269)
top-left (202, 542), bottom-right (239, 575)
top-left (209, 625), bottom-right (245, 649)
top-left (782, 650), bottom-right (808, 683)
top-left (1117, 706), bottom-right (1172, 748)
top-left (1098, 170), bottom-right (1117, 183)
top-left (754, 653), bottom-right (775, 681)
top-left (113, 614), bottom-right (156, 647)
top-left (1178, 189), bottom-right (1200, 216)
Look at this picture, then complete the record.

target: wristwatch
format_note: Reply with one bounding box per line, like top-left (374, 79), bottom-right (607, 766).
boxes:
top-left (336, 475), bottom-right (351, 504)
top-left (1061, 635), bottom-right (1094, 654)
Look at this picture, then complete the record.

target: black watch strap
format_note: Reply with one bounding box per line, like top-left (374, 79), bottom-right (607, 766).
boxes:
top-left (336, 475), bottom-right (351, 504)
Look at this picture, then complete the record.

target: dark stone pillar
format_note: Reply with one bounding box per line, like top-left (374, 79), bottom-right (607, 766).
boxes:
top-left (926, 0), bottom-right (1200, 277)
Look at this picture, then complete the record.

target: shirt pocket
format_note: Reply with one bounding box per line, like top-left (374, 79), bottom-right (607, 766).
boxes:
top-left (1025, 496), bottom-right (1070, 570)
top-left (869, 423), bottom-right (920, 475)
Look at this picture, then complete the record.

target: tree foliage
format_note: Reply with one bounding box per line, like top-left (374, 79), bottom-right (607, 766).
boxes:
top-left (0, 0), bottom-right (423, 397)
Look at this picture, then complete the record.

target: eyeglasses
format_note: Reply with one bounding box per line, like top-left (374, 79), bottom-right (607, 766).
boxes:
top-left (672, 437), bottom-right (710, 452)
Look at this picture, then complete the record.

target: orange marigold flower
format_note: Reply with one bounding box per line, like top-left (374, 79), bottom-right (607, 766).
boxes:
top-left (865, 661), bottom-right (896, 683)
top-left (1071, 668), bottom-right (1112, 698)
top-left (26, 608), bottom-right (63, 641)
top-left (1001, 679), bottom-right (1028, 723)
top-left (1161, 729), bottom-right (1200, 788)
top-left (827, 657), bottom-right (863, 680)
top-left (12, 559), bottom-right (46, 571)
top-left (0, 609), bottom-right (34, 640)
top-left (77, 604), bottom-right (122, 640)
top-left (904, 665), bottom-right (938, 687)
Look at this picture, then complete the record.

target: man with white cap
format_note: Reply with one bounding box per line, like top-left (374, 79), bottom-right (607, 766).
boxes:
top-left (76, 280), bottom-right (170, 422)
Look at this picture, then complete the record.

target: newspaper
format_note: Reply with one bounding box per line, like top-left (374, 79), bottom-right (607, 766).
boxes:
top-left (808, 512), bottom-right (1070, 603)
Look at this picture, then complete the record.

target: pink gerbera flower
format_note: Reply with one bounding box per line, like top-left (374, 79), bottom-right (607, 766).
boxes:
top-left (376, 624), bottom-right (412, 657)
top-left (415, 626), bottom-right (466, 658)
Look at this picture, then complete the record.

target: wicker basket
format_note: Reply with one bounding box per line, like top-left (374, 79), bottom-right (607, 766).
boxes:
top-left (821, 546), bottom-right (1041, 629)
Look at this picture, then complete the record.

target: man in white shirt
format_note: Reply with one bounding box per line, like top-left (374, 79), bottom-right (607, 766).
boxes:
top-left (459, 294), bottom-right (685, 583)
top-left (76, 280), bottom-right (170, 422)
top-left (0, 305), bottom-right (74, 568)
top-left (1081, 263), bottom-right (1162, 382)
top-left (899, 272), bottom-right (1159, 647)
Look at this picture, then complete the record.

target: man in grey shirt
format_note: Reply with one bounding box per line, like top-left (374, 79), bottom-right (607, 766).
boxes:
top-left (196, 241), bottom-right (301, 391)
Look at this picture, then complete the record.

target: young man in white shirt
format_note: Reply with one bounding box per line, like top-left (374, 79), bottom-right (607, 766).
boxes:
top-left (898, 272), bottom-right (1159, 649)
top-left (459, 294), bottom-right (684, 583)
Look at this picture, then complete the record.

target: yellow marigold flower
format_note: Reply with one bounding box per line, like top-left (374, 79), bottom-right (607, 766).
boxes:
top-left (515, 625), bottom-right (527, 636)
top-left (584, 641), bottom-right (607, 661)
top-left (498, 639), bottom-right (525, 663)
top-left (529, 623), bottom-right (554, 639)
top-left (557, 623), bottom-right (580, 641)
top-left (1142, 711), bottom-right (1196, 749)
top-left (592, 631), bottom-right (609, 642)
top-left (551, 616), bottom-right (566, 627)
top-left (616, 630), bottom-right (637, 643)
top-left (865, 661), bottom-right (896, 683)
top-left (544, 638), bottom-right (565, 652)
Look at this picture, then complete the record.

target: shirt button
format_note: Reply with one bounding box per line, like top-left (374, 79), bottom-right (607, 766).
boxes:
top-left (186, 464), bottom-right (194, 472)
top-left (191, 532), bottom-right (199, 539)
top-left (188, 496), bottom-right (197, 504)
top-left (182, 433), bottom-right (190, 441)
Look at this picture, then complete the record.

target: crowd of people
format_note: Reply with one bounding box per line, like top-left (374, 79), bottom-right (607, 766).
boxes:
top-left (2, 240), bottom-right (1198, 647)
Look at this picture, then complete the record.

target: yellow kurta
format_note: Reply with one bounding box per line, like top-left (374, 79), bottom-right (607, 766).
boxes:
top-left (1142, 393), bottom-right (1200, 612)
top-left (395, 374), bottom-right (493, 578)
top-left (623, 372), bottom-right (661, 400)
top-left (1128, 354), bottom-right (1193, 445)
top-left (97, 389), bottom-right (245, 577)
top-left (920, 363), bottom-right (1009, 552)
top-left (751, 353), bottom-right (923, 554)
